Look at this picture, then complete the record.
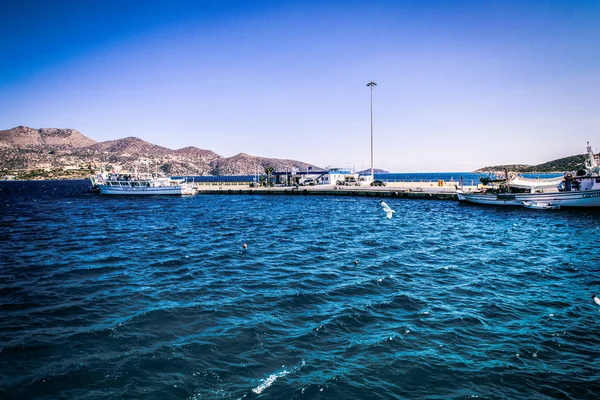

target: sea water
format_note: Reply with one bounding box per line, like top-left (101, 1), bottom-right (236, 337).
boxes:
top-left (1, 179), bottom-right (599, 399)
top-left (185, 172), bottom-right (560, 186)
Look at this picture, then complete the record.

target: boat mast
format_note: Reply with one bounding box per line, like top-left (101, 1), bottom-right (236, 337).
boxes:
top-left (586, 142), bottom-right (598, 169)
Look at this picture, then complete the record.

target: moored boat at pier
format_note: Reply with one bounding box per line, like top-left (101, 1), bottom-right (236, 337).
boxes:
top-left (90, 172), bottom-right (194, 195)
top-left (457, 143), bottom-right (600, 208)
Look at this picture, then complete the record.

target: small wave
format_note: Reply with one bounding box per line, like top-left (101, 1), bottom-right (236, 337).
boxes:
top-left (149, 258), bottom-right (188, 267)
top-left (445, 314), bottom-right (489, 329)
top-left (375, 293), bottom-right (427, 312)
top-left (2, 301), bottom-right (43, 311)
top-left (50, 265), bottom-right (123, 280)
top-left (278, 291), bottom-right (329, 310)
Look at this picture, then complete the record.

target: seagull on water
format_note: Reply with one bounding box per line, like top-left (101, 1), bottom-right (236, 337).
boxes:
top-left (593, 294), bottom-right (600, 307)
top-left (379, 200), bottom-right (395, 219)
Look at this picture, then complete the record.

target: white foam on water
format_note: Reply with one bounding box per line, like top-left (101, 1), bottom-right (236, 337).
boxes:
top-left (252, 360), bottom-right (306, 395)
top-left (252, 370), bottom-right (288, 395)
top-left (252, 369), bottom-right (290, 394)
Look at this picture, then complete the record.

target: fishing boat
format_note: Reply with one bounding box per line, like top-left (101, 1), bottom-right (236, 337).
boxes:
top-left (457, 143), bottom-right (600, 208)
top-left (90, 172), bottom-right (194, 195)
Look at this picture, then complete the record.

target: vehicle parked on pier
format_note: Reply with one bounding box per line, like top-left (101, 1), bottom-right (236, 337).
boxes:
top-left (300, 178), bottom-right (316, 186)
top-left (371, 180), bottom-right (386, 187)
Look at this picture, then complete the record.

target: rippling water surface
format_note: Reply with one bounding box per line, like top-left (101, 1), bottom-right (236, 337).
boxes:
top-left (2, 180), bottom-right (600, 399)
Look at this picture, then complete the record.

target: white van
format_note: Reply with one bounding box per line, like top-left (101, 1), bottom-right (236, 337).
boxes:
top-left (300, 178), bottom-right (316, 186)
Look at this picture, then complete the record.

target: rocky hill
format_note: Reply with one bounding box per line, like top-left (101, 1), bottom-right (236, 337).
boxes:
top-left (0, 126), bottom-right (320, 179)
top-left (0, 126), bottom-right (97, 149)
top-left (474, 154), bottom-right (588, 173)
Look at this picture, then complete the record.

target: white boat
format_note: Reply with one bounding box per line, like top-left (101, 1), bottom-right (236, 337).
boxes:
top-left (504, 174), bottom-right (565, 192)
top-left (90, 172), bottom-right (194, 195)
top-left (457, 143), bottom-right (600, 208)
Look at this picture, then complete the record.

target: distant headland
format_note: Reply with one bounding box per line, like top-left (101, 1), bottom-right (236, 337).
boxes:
top-left (0, 126), bottom-right (320, 180)
top-left (474, 154), bottom-right (587, 174)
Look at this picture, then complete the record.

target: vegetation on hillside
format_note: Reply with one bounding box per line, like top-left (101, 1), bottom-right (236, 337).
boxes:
top-left (475, 154), bottom-right (587, 173)
top-left (2, 167), bottom-right (95, 180)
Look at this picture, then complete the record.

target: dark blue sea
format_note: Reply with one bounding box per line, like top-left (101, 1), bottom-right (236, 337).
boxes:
top-left (1, 178), bottom-right (600, 399)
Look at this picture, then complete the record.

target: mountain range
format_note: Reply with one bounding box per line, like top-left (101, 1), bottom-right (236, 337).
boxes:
top-left (0, 126), bottom-right (320, 179)
top-left (0, 126), bottom-right (591, 180)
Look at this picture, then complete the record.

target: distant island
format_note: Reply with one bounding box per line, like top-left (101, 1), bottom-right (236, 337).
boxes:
top-left (0, 126), bottom-right (321, 180)
top-left (357, 168), bottom-right (390, 174)
top-left (474, 154), bottom-right (587, 174)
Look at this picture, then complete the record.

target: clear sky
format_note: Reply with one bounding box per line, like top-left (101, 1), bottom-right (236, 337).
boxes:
top-left (1, 0), bottom-right (599, 172)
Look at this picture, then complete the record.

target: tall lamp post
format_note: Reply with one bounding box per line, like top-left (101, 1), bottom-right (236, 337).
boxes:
top-left (366, 81), bottom-right (377, 182)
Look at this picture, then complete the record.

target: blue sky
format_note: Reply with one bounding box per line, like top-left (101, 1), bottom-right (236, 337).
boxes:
top-left (1, 0), bottom-right (599, 172)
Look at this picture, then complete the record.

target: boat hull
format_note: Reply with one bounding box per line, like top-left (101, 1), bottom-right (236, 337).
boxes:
top-left (457, 189), bottom-right (600, 207)
top-left (99, 185), bottom-right (193, 195)
top-left (522, 201), bottom-right (561, 210)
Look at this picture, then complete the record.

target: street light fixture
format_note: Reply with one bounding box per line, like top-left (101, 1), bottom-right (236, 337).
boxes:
top-left (366, 81), bottom-right (377, 182)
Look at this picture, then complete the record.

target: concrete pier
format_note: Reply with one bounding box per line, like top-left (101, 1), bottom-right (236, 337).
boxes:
top-left (191, 181), bottom-right (478, 200)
